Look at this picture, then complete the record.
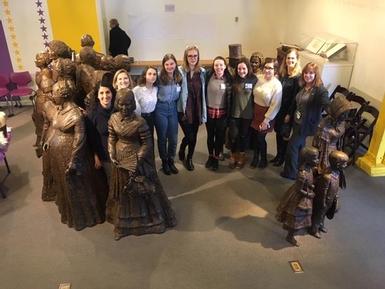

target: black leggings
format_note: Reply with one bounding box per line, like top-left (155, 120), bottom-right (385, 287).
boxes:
top-left (178, 115), bottom-right (200, 158)
top-left (228, 118), bottom-right (252, 153)
top-left (252, 128), bottom-right (267, 155)
top-left (206, 117), bottom-right (227, 157)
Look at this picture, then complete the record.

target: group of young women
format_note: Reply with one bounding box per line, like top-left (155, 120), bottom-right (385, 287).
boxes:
top-left (87, 46), bottom-right (330, 183)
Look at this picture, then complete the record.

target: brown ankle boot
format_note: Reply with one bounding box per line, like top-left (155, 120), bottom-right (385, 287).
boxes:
top-left (229, 152), bottom-right (238, 169)
top-left (236, 152), bottom-right (247, 168)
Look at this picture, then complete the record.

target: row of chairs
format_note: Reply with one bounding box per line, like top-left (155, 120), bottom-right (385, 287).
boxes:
top-left (330, 85), bottom-right (379, 164)
top-left (0, 71), bottom-right (36, 117)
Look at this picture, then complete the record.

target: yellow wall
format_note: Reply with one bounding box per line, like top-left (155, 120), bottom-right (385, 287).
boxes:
top-left (47, 0), bottom-right (101, 52)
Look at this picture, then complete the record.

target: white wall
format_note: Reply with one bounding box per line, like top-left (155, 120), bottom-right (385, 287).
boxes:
top-left (284, 0), bottom-right (385, 102)
top-left (101, 0), bottom-right (286, 61)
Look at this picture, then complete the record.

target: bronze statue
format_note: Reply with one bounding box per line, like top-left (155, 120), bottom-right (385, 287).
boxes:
top-left (47, 40), bottom-right (72, 61)
top-left (34, 51), bottom-right (56, 201)
top-left (250, 52), bottom-right (264, 75)
top-left (276, 147), bottom-right (319, 246)
top-left (34, 51), bottom-right (54, 149)
top-left (310, 150), bottom-right (348, 238)
top-left (51, 57), bottom-right (76, 83)
top-left (80, 34), bottom-right (95, 48)
top-left (313, 96), bottom-right (351, 172)
top-left (113, 54), bottom-right (133, 73)
top-left (100, 55), bottom-right (115, 72)
top-left (44, 79), bottom-right (107, 230)
top-left (76, 46), bottom-right (113, 108)
top-left (107, 88), bottom-right (176, 240)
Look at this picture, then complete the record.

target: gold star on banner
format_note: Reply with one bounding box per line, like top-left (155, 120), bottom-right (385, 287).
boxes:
top-left (10, 34), bottom-right (16, 40)
top-left (15, 50), bottom-right (20, 55)
top-left (4, 9), bottom-right (11, 15)
top-left (7, 17), bottom-right (12, 24)
top-left (18, 65), bottom-right (24, 70)
top-left (12, 41), bottom-right (18, 48)
top-left (9, 26), bottom-right (14, 32)
top-left (16, 57), bottom-right (22, 63)
top-left (3, 0), bottom-right (9, 7)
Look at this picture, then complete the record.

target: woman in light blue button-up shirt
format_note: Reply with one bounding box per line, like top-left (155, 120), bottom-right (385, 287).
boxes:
top-left (154, 53), bottom-right (183, 175)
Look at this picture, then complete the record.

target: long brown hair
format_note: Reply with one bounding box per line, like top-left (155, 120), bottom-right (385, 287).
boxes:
top-left (137, 66), bottom-right (158, 87)
top-left (300, 62), bottom-right (323, 88)
top-left (235, 57), bottom-right (253, 79)
top-left (159, 53), bottom-right (182, 85)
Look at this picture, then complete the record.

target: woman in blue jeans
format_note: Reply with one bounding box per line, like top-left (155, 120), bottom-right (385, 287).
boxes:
top-left (281, 62), bottom-right (329, 180)
top-left (154, 53), bottom-right (183, 175)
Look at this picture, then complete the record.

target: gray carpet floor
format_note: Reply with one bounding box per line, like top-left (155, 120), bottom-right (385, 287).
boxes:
top-left (1, 106), bottom-right (385, 289)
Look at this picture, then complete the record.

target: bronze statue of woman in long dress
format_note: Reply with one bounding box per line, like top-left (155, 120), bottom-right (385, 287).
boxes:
top-left (44, 79), bottom-right (108, 230)
top-left (276, 147), bottom-right (319, 246)
top-left (310, 150), bottom-right (348, 238)
top-left (107, 88), bottom-right (176, 240)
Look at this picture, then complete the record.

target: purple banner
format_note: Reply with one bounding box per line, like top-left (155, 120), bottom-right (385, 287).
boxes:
top-left (0, 20), bottom-right (13, 75)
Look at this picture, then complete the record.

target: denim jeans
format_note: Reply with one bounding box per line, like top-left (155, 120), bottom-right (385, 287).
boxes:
top-left (282, 123), bottom-right (306, 178)
top-left (154, 101), bottom-right (178, 160)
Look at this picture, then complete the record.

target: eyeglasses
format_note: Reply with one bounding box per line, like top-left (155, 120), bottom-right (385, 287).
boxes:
top-left (188, 55), bottom-right (198, 58)
top-left (264, 66), bottom-right (274, 70)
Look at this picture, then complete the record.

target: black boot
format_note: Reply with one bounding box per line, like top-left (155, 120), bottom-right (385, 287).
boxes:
top-left (273, 139), bottom-right (287, 166)
top-left (168, 158), bottom-right (179, 174)
top-left (162, 159), bottom-right (171, 175)
top-left (211, 157), bottom-right (219, 171)
top-left (184, 158), bottom-right (194, 171)
top-left (205, 155), bottom-right (214, 169)
top-left (250, 149), bottom-right (259, 168)
top-left (270, 155), bottom-right (279, 163)
top-left (258, 144), bottom-right (268, 169)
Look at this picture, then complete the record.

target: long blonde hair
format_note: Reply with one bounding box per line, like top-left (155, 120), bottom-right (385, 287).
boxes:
top-left (112, 69), bottom-right (133, 90)
top-left (279, 48), bottom-right (301, 78)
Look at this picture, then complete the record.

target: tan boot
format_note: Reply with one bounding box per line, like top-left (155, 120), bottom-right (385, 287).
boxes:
top-left (229, 152), bottom-right (238, 169)
top-left (236, 152), bottom-right (247, 168)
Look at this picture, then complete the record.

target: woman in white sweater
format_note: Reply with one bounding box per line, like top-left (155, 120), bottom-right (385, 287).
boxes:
top-left (250, 58), bottom-right (282, 168)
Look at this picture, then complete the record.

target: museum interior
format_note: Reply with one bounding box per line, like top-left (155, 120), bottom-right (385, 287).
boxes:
top-left (0, 1), bottom-right (385, 289)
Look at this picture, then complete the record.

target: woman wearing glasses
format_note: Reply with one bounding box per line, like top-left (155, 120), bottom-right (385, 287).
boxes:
top-left (177, 45), bottom-right (207, 171)
top-left (281, 62), bottom-right (329, 180)
top-left (250, 58), bottom-right (282, 169)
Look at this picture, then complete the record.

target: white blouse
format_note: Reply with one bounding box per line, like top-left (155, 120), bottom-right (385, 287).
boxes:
top-left (132, 85), bottom-right (158, 114)
top-left (253, 76), bottom-right (282, 123)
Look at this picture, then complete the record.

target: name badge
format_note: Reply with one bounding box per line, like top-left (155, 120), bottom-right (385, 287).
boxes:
top-left (220, 83), bottom-right (226, 90)
top-left (295, 110), bottom-right (301, 120)
top-left (176, 85), bottom-right (181, 93)
top-left (245, 83), bottom-right (253, 89)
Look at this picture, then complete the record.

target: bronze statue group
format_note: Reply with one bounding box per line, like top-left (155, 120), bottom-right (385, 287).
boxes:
top-left (32, 36), bottom-right (351, 244)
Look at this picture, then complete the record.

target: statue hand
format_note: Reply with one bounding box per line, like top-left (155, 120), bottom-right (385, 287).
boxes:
top-left (308, 192), bottom-right (315, 199)
top-left (300, 189), bottom-right (308, 197)
top-left (111, 158), bottom-right (119, 167)
top-left (65, 162), bottom-right (77, 175)
top-left (42, 143), bottom-right (49, 151)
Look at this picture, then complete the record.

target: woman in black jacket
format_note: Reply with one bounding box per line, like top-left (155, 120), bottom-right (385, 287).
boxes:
top-left (281, 62), bottom-right (330, 180)
top-left (86, 74), bottom-right (116, 182)
top-left (272, 48), bottom-right (301, 166)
